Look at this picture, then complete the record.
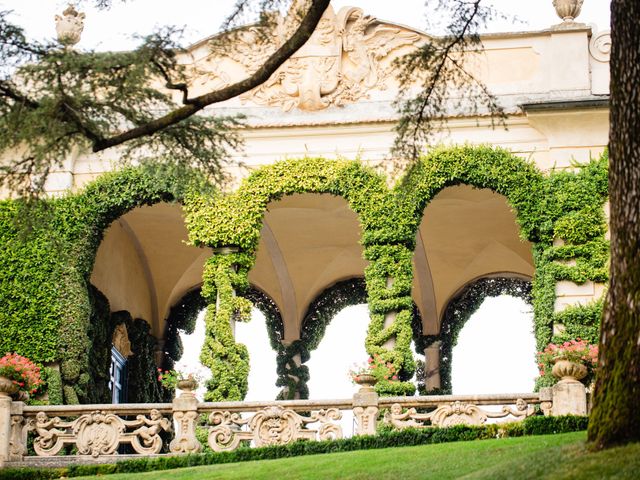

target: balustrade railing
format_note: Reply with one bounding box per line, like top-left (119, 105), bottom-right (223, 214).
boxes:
top-left (0, 384), bottom-right (573, 468)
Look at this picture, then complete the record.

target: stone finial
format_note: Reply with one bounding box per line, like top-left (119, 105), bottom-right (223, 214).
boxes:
top-left (55, 4), bottom-right (85, 47)
top-left (553, 0), bottom-right (584, 23)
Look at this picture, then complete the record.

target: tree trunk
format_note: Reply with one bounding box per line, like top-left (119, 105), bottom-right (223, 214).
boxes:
top-left (588, 0), bottom-right (640, 449)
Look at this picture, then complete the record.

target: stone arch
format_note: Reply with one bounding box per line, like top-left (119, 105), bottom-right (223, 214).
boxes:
top-left (56, 164), bottom-right (213, 403)
top-left (187, 158), bottom-right (390, 401)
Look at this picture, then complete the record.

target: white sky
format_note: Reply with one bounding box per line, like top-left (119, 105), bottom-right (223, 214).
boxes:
top-left (177, 296), bottom-right (536, 403)
top-left (3, 1), bottom-right (611, 51)
top-left (2, 1), bottom-right (597, 400)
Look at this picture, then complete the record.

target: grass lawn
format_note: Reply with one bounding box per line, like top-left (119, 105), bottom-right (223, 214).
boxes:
top-left (72, 431), bottom-right (640, 480)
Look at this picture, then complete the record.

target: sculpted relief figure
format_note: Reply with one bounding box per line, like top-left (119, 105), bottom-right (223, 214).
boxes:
top-left (207, 5), bottom-right (421, 111)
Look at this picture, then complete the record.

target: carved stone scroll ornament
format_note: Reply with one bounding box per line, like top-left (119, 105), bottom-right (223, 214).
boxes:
top-left (216, 6), bottom-right (420, 111)
top-left (207, 406), bottom-right (342, 452)
top-left (29, 409), bottom-right (171, 457)
top-left (589, 30), bottom-right (611, 63)
top-left (385, 399), bottom-right (535, 429)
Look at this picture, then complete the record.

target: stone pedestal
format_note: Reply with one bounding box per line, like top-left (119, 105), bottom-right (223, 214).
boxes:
top-left (169, 389), bottom-right (202, 454)
top-left (353, 389), bottom-right (379, 435)
top-left (552, 380), bottom-right (587, 416)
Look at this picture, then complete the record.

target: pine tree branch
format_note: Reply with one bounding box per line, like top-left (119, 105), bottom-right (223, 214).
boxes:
top-left (92, 0), bottom-right (331, 152)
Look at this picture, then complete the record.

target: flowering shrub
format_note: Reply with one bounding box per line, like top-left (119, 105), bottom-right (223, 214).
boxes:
top-left (537, 339), bottom-right (598, 379)
top-left (349, 354), bottom-right (399, 384)
top-left (0, 353), bottom-right (43, 394)
top-left (157, 369), bottom-right (200, 390)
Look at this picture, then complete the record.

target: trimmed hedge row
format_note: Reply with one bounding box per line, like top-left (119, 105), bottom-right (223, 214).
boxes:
top-left (0, 415), bottom-right (588, 480)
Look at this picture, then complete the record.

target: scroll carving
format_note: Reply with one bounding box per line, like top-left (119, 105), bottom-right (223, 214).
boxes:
top-left (207, 406), bottom-right (342, 452)
top-left (589, 30), bottom-right (611, 63)
top-left (29, 409), bottom-right (171, 457)
top-left (385, 399), bottom-right (535, 429)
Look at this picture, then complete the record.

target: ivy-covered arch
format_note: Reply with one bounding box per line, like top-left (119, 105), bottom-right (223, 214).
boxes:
top-left (183, 158), bottom-right (419, 399)
top-left (400, 147), bottom-right (609, 393)
top-left (0, 162), bottom-right (213, 404)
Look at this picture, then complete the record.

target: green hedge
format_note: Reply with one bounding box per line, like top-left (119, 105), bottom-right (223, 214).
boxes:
top-left (0, 415), bottom-right (587, 480)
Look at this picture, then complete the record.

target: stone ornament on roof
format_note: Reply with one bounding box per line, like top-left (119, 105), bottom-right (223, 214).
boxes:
top-left (220, 5), bottom-right (421, 112)
top-left (552, 0), bottom-right (583, 23)
top-left (55, 4), bottom-right (85, 48)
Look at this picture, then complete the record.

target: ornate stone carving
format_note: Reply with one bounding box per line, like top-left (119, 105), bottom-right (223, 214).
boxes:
top-left (29, 409), bottom-right (171, 457)
top-left (112, 324), bottom-right (133, 358)
top-left (169, 410), bottom-right (201, 453)
top-left (385, 399), bottom-right (535, 429)
top-left (589, 30), bottom-right (611, 63)
top-left (219, 6), bottom-right (420, 111)
top-left (353, 405), bottom-right (378, 435)
top-left (9, 415), bottom-right (27, 458)
top-left (55, 5), bottom-right (85, 47)
top-left (207, 406), bottom-right (342, 452)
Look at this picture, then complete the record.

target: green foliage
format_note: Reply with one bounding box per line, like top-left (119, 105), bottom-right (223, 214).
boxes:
top-left (42, 367), bottom-right (63, 405)
top-left (185, 148), bottom-right (609, 400)
top-left (185, 158), bottom-right (419, 399)
top-left (0, 147), bottom-right (609, 403)
top-left (0, 12), bottom-right (242, 195)
top-left (0, 163), bottom-right (212, 403)
top-left (0, 415), bottom-right (587, 480)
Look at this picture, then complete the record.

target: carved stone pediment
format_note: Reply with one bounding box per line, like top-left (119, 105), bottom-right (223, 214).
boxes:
top-left (192, 5), bottom-right (422, 112)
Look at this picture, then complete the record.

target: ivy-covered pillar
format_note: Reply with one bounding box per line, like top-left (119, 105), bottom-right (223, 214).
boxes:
top-left (364, 244), bottom-right (416, 396)
top-left (200, 247), bottom-right (253, 401)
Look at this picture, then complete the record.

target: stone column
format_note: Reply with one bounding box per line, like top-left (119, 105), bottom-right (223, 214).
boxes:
top-left (169, 386), bottom-right (202, 454)
top-left (352, 383), bottom-right (379, 435)
top-left (424, 342), bottom-right (442, 392)
top-left (382, 277), bottom-right (396, 349)
top-left (0, 391), bottom-right (12, 465)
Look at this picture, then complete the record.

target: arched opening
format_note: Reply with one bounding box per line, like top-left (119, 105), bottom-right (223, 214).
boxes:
top-left (412, 185), bottom-right (535, 393)
top-left (89, 202), bottom-right (210, 403)
top-left (451, 294), bottom-right (536, 394)
top-left (247, 193), bottom-right (368, 399)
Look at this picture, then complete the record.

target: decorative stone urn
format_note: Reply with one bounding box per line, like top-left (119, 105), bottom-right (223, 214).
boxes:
top-left (552, 357), bottom-right (588, 383)
top-left (553, 0), bottom-right (584, 23)
top-left (0, 376), bottom-right (18, 397)
top-left (353, 373), bottom-right (377, 392)
top-left (177, 378), bottom-right (198, 394)
top-left (55, 5), bottom-right (85, 47)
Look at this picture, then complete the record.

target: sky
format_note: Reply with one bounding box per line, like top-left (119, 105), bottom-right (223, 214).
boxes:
top-left (2, 1), bottom-right (603, 403)
top-left (3, 0), bottom-right (611, 51)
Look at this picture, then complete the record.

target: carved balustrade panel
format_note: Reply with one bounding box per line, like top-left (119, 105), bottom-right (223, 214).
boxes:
top-left (207, 405), bottom-right (343, 452)
top-left (384, 398), bottom-right (536, 429)
top-left (24, 408), bottom-right (171, 457)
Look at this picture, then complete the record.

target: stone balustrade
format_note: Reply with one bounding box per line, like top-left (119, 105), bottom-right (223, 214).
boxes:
top-left (0, 383), bottom-right (585, 468)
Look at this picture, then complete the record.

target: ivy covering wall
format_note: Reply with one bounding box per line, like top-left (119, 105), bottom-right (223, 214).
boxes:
top-left (185, 147), bottom-right (608, 399)
top-left (0, 163), bottom-right (213, 403)
top-left (0, 147), bottom-right (609, 403)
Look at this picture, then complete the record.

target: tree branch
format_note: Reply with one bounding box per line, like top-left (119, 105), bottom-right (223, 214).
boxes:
top-left (93, 0), bottom-right (331, 152)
